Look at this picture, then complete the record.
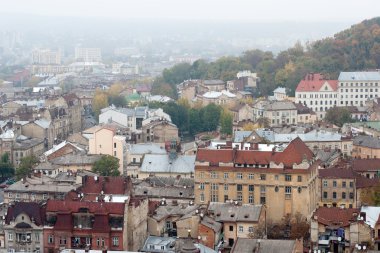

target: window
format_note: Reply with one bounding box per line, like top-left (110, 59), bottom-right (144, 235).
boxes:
top-left (260, 174), bottom-right (266, 180)
top-left (114, 151), bottom-right (117, 156)
top-left (333, 192), bottom-right (337, 199)
top-left (199, 172), bottom-right (204, 178)
top-left (114, 143), bottom-right (116, 148)
top-left (237, 192), bottom-right (242, 201)
top-left (8, 233), bottom-right (13, 241)
top-left (237, 173), bottom-right (243, 179)
top-left (349, 182), bottom-right (354, 188)
top-left (342, 192), bottom-right (346, 199)
top-left (210, 171), bottom-right (218, 179)
top-left (342, 181), bottom-right (346, 188)
top-left (274, 175), bottom-right (279, 180)
top-left (8, 192), bottom-right (12, 198)
top-left (224, 184), bottom-right (229, 191)
top-left (200, 193), bottom-right (205, 202)
top-left (43, 194), bottom-right (48, 200)
top-left (35, 233), bottom-right (39, 242)
top-left (248, 185), bottom-right (254, 192)
top-left (48, 235), bottom-right (54, 244)
top-left (285, 186), bottom-right (292, 197)
top-left (323, 181), bottom-right (328, 187)
top-left (248, 195), bottom-right (254, 204)
top-left (237, 184), bottom-right (243, 191)
top-left (333, 181), bottom-right (337, 187)
top-left (112, 237), bottom-right (119, 246)
top-left (224, 173), bottom-right (229, 179)
top-left (285, 175), bottom-right (292, 182)
top-left (248, 227), bottom-right (254, 233)
top-left (60, 237), bottom-right (67, 245)
top-left (238, 226), bottom-right (243, 233)
top-left (349, 192), bottom-right (354, 199)
top-left (297, 175), bottom-right (302, 182)
top-left (248, 173), bottom-right (254, 180)
top-left (200, 183), bottom-right (205, 190)
top-left (260, 186), bottom-right (266, 193)
top-left (229, 226), bottom-right (233, 231)
top-left (323, 192), bottom-right (328, 199)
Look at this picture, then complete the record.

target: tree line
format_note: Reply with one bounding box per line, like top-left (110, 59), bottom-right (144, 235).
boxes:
top-left (152, 17), bottom-right (380, 98)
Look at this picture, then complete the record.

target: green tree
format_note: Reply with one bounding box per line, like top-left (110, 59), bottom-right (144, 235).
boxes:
top-left (220, 109), bottom-right (233, 135)
top-left (188, 109), bottom-right (202, 135)
top-left (108, 95), bottom-right (127, 107)
top-left (0, 153), bottom-right (14, 180)
top-left (325, 107), bottom-right (354, 127)
top-left (92, 155), bottom-right (120, 176)
top-left (16, 155), bottom-right (39, 180)
top-left (201, 104), bottom-right (221, 131)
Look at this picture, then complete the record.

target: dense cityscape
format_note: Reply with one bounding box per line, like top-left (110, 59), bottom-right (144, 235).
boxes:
top-left (1, 1), bottom-right (380, 253)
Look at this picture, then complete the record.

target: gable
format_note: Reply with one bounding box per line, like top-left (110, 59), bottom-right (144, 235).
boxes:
top-left (319, 81), bottom-right (333, 92)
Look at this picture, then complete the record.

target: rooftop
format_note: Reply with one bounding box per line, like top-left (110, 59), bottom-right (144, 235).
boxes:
top-left (353, 135), bottom-right (380, 149)
top-left (352, 158), bottom-right (380, 172)
top-left (140, 154), bottom-right (195, 174)
top-left (231, 238), bottom-right (298, 253)
top-left (296, 73), bottom-right (338, 92)
top-left (338, 71), bottom-right (380, 81)
top-left (207, 202), bottom-right (263, 222)
top-left (313, 207), bottom-right (360, 227)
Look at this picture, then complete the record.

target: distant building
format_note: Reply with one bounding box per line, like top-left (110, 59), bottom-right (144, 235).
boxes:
top-left (74, 47), bottom-right (102, 62)
top-left (263, 101), bottom-right (298, 126)
top-left (338, 71), bottom-right (380, 107)
top-left (295, 73), bottom-right (338, 119)
top-left (352, 135), bottom-right (380, 159)
top-left (231, 238), bottom-right (303, 253)
top-left (31, 48), bottom-right (61, 65)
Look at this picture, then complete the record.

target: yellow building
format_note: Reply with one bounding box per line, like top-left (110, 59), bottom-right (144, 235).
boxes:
top-left (194, 137), bottom-right (319, 222)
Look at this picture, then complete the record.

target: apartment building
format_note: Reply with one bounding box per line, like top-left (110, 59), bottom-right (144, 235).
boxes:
top-left (194, 137), bottom-right (319, 222)
top-left (295, 73), bottom-right (338, 119)
top-left (338, 71), bottom-right (380, 107)
top-left (262, 101), bottom-right (298, 126)
top-left (74, 47), bottom-right (102, 62)
top-left (31, 49), bottom-right (61, 65)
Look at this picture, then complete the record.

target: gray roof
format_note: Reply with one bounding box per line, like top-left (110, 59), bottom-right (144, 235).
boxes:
top-left (338, 71), bottom-right (380, 81)
top-left (150, 204), bottom-right (199, 221)
top-left (13, 137), bottom-right (44, 150)
top-left (134, 181), bottom-right (194, 199)
top-left (203, 79), bottom-right (224, 85)
top-left (256, 129), bottom-right (342, 143)
top-left (200, 216), bottom-right (222, 232)
top-left (34, 119), bottom-right (51, 129)
top-left (353, 135), bottom-right (380, 149)
top-left (207, 202), bottom-right (263, 222)
top-left (233, 131), bottom-right (253, 142)
top-left (140, 154), bottom-right (195, 174)
top-left (128, 143), bottom-right (166, 155)
top-left (141, 236), bottom-right (176, 253)
top-left (264, 101), bottom-right (296, 111)
top-left (232, 238), bottom-right (296, 253)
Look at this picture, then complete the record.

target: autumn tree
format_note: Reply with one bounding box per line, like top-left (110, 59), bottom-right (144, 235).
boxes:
top-left (256, 117), bottom-right (270, 128)
top-left (92, 155), bottom-right (120, 176)
top-left (325, 107), bottom-right (354, 127)
top-left (92, 89), bottom-right (109, 120)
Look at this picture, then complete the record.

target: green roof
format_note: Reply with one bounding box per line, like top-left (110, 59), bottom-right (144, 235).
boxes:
top-left (125, 93), bottom-right (141, 101)
top-left (351, 121), bottom-right (380, 131)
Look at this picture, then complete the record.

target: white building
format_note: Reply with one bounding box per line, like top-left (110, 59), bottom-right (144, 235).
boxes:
top-left (295, 73), bottom-right (338, 119)
top-left (31, 49), bottom-right (61, 65)
top-left (338, 71), bottom-right (380, 107)
top-left (74, 47), bottom-right (102, 62)
top-left (236, 70), bottom-right (258, 89)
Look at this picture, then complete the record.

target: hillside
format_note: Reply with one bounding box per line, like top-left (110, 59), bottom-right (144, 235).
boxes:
top-left (152, 17), bottom-right (380, 98)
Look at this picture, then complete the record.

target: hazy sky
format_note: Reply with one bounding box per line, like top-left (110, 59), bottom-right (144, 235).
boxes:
top-left (1, 0), bottom-right (379, 22)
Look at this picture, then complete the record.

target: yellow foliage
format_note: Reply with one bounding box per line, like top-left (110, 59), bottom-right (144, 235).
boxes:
top-left (108, 83), bottom-right (124, 96)
top-left (242, 122), bottom-right (260, 131)
top-left (177, 98), bottom-right (191, 109)
top-left (92, 89), bottom-right (109, 119)
top-left (240, 97), bottom-right (254, 105)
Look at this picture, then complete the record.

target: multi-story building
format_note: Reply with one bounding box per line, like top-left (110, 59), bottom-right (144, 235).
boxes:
top-left (352, 135), bottom-right (380, 159)
top-left (74, 47), bottom-right (102, 62)
top-left (338, 71), bottom-right (380, 107)
top-left (352, 158), bottom-right (380, 178)
top-left (318, 167), bottom-right (357, 208)
top-left (88, 125), bottom-right (127, 174)
top-left (31, 49), bottom-right (61, 65)
top-left (295, 73), bottom-right (338, 119)
top-left (194, 137), bottom-right (319, 222)
top-left (141, 120), bottom-right (179, 143)
top-left (263, 101), bottom-right (298, 126)
top-left (4, 202), bottom-right (45, 253)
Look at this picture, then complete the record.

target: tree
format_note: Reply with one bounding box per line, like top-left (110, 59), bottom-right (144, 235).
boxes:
top-left (325, 107), bottom-right (354, 127)
top-left (92, 89), bottom-right (109, 120)
top-left (360, 184), bottom-right (380, 206)
top-left (0, 153), bottom-right (14, 181)
top-left (201, 104), bottom-right (221, 132)
top-left (256, 117), bottom-right (270, 128)
top-left (16, 155), bottom-right (39, 180)
top-left (108, 95), bottom-right (127, 107)
top-left (220, 109), bottom-right (233, 135)
top-left (92, 155), bottom-right (120, 176)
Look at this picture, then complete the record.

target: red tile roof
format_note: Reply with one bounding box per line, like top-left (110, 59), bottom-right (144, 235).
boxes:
top-left (313, 207), bottom-right (360, 227)
top-left (318, 167), bottom-right (357, 179)
top-left (296, 73), bottom-right (338, 92)
top-left (196, 137), bottom-right (313, 168)
top-left (46, 200), bottom-right (125, 215)
top-left (54, 213), bottom-right (73, 231)
top-left (352, 159), bottom-right (380, 172)
top-left (356, 176), bottom-right (380, 189)
top-left (6, 202), bottom-right (45, 226)
top-left (81, 176), bottom-right (128, 195)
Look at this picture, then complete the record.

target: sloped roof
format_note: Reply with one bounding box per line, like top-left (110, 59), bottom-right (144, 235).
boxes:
top-left (81, 176), bottom-right (128, 195)
top-left (352, 159), bottom-right (380, 172)
top-left (296, 73), bottom-right (338, 92)
top-left (207, 202), bottom-right (263, 222)
top-left (313, 207), bottom-right (360, 227)
top-left (6, 202), bottom-right (44, 226)
top-left (353, 135), bottom-right (380, 149)
top-left (46, 199), bottom-right (124, 215)
top-left (318, 167), bottom-right (357, 179)
top-left (232, 238), bottom-right (296, 253)
top-left (140, 154), bottom-right (195, 174)
top-left (339, 72), bottom-right (380, 81)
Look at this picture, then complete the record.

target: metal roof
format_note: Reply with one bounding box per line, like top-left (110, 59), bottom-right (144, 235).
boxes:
top-left (338, 71), bottom-right (380, 81)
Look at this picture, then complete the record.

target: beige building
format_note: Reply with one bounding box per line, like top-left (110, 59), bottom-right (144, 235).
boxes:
top-left (207, 202), bottom-right (265, 248)
top-left (194, 138), bottom-right (319, 222)
top-left (230, 103), bottom-right (253, 123)
top-left (141, 120), bottom-right (179, 144)
top-left (263, 101), bottom-right (298, 126)
top-left (352, 135), bottom-right (380, 159)
top-left (196, 90), bottom-right (237, 108)
top-left (88, 126), bottom-right (126, 174)
top-left (4, 202), bottom-right (45, 253)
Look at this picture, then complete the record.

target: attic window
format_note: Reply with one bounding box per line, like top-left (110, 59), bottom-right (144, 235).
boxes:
top-left (244, 214), bottom-right (249, 218)
top-left (230, 214), bottom-right (235, 218)
top-left (143, 190), bottom-right (148, 194)
top-left (179, 192), bottom-right (183, 196)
